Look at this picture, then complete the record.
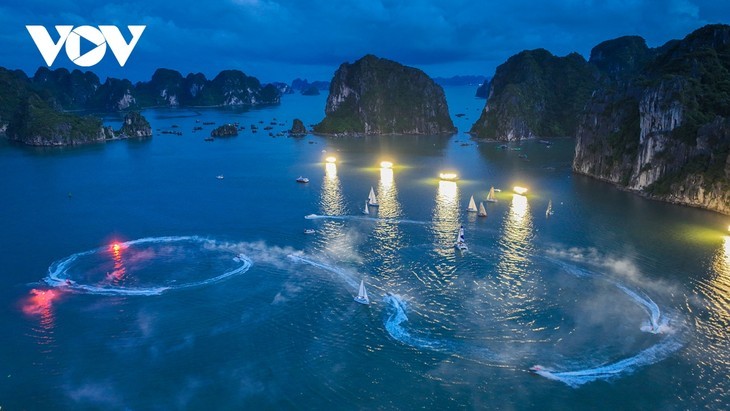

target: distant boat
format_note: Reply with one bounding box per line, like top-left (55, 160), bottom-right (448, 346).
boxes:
top-left (363, 201), bottom-right (370, 214)
top-left (216, 175), bottom-right (224, 180)
top-left (486, 186), bottom-right (498, 203)
top-left (478, 202), bottom-right (487, 217)
top-left (304, 229), bottom-right (315, 234)
top-left (354, 279), bottom-right (370, 305)
top-left (467, 195), bottom-right (478, 212)
top-left (546, 200), bottom-right (554, 217)
top-left (296, 176), bottom-right (309, 183)
top-left (368, 186), bottom-right (379, 207)
top-left (304, 214), bottom-right (318, 219)
top-left (454, 225), bottom-right (468, 251)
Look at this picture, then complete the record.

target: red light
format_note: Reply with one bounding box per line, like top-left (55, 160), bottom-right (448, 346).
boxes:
top-left (21, 288), bottom-right (60, 316)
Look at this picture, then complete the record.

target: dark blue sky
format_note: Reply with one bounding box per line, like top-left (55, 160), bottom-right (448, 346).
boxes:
top-left (2, 0), bottom-right (728, 83)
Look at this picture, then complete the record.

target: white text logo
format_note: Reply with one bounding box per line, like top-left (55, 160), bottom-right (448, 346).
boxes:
top-left (26, 25), bottom-right (146, 67)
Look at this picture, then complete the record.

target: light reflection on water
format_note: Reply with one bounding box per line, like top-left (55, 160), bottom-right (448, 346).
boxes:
top-left (373, 166), bottom-right (404, 274)
top-left (432, 181), bottom-right (460, 254)
top-left (708, 236), bottom-right (730, 330)
top-left (493, 193), bottom-right (541, 333)
top-left (318, 162), bottom-right (352, 261)
top-left (321, 163), bottom-right (345, 216)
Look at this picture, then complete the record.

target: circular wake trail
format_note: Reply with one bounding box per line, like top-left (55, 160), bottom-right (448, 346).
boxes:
top-left (287, 254), bottom-right (359, 290)
top-left (532, 336), bottom-right (683, 388)
top-left (383, 294), bottom-right (451, 352)
top-left (44, 236), bottom-right (252, 296)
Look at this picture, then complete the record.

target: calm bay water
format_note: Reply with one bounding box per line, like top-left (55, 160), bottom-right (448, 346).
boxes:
top-left (1, 87), bottom-right (728, 409)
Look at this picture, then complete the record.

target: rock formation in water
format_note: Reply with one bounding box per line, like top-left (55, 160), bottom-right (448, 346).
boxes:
top-left (475, 80), bottom-right (489, 98)
top-left (574, 24), bottom-right (730, 215)
top-left (210, 124), bottom-right (239, 137)
top-left (0, 65), bottom-right (280, 145)
top-left (469, 49), bottom-right (597, 140)
top-left (468, 24), bottom-right (729, 214)
top-left (134, 69), bottom-right (281, 107)
top-left (314, 54), bottom-right (456, 135)
top-left (20, 67), bottom-right (281, 112)
top-left (290, 78), bottom-right (330, 93)
top-left (289, 118), bottom-right (307, 136)
top-left (117, 111), bottom-right (152, 138)
top-left (301, 85), bottom-right (320, 96)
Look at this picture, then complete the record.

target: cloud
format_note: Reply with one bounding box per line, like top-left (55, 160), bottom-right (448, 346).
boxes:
top-left (1, 0), bottom-right (724, 81)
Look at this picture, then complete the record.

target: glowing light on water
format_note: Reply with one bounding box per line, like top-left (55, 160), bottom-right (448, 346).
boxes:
top-left (380, 161), bottom-right (393, 169)
top-left (432, 180), bottom-right (460, 253)
top-left (513, 186), bottom-right (528, 195)
top-left (495, 192), bottom-right (534, 281)
top-left (439, 172), bottom-right (458, 181)
top-left (22, 289), bottom-right (60, 317)
top-left (22, 288), bottom-right (60, 351)
top-left (380, 167), bottom-right (394, 190)
top-left (438, 180), bottom-right (457, 200)
top-left (511, 193), bottom-right (529, 221)
top-left (325, 162), bottom-right (337, 179)
top-left (321, 161), bottom-right (344, 216)
top-left (374, 162), bottom-right (404, 269)
top-left (325, 156), bottom-right (337, 163)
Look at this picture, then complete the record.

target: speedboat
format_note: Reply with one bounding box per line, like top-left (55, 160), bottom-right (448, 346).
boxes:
top-left (296, 176), bottom-right (309, 183)
top-left (216, 175), bottom-right (224, 180)
top-left (304, 229), bottom-right (315, 234)
top-left (304, 214), bottom-right (318, 219)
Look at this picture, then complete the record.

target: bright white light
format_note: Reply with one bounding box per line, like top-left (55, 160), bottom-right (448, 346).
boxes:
top-left (380, 161), bottom-right (393, 169)
top-left (325, 156), bottom-right (337, 163)
top-left (513, 186), bottom-right (528, 195)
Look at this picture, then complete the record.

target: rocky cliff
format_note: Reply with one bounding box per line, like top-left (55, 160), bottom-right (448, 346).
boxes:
top-left (0, 65), bottom-right (279, 146)
top-left (0, 68), bottom-right (157, 146)
top-left (314, 55), bottom-right (455, 135)
top-left (133, 68), bottom-right (281, 107)
top-left (289, 118), bottom-right (307, 136)
top-left (573, 25), bottom-right (730, 215)
top-left (470, 49), bottom-right (597, 140)
top-left (5, 94), bottom-right (113, 146)
top-left (118, 111), bottom-right (152, 138)
top-left (22, 67), bottom-right (281, 111)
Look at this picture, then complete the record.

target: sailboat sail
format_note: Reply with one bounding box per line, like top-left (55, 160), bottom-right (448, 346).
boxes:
top-left (363, 201), bottom-right (370, 214)
top-left (355, 279), bottom-right (370, 304)
top-left (454, 225), bottom-right (468, 251)
top-left (478, 202), bottom-right (487, 217)
top-left (546, 200), bottom-right (553, 217)
top-left (368, 187), bottom-right (379, 206)
top-left (486, 186), bottom-right (497, 202)
top-left (467, 195), bottom-right (478, 212)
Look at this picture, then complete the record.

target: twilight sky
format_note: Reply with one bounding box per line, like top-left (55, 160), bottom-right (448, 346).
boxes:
top-left (1, 0), bottom-right (728, 83)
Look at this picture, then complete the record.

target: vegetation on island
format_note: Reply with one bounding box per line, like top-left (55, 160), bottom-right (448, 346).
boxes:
top-left (314, 54), bottom-right (455, 135)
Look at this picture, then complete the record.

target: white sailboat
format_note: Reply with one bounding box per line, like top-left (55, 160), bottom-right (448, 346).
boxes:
top-left (363, 201), bottom-right (370, 214)
top-left (478, 202), bottom-right (487, 217)
top-left (486, 186), bottom-right (498, 203)
top-left (454, 225), bottom-right (468, 251)
top-left (546, 199), bottom-right (554, 217)
top-left (467, 195), bottom-right (478, 212)
top-left (354, 279), bottom-right (370, 305)
top-left (368, 186), bottom-right (379, 207)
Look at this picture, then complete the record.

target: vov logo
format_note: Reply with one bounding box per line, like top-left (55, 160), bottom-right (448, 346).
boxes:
top-left (26, 25), bottom-right (146, 67)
